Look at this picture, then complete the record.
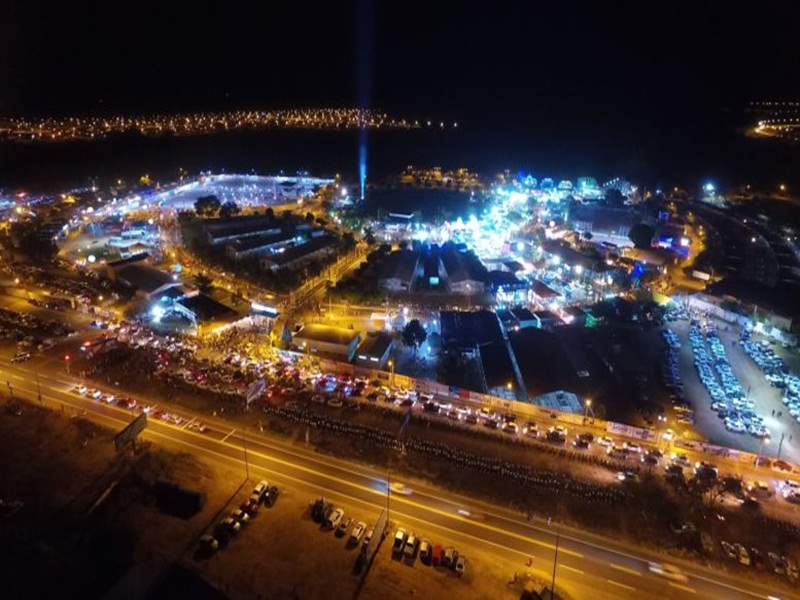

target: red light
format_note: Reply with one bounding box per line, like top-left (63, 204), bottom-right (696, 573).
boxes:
top-left (65, 355), bottom-right (71, 361)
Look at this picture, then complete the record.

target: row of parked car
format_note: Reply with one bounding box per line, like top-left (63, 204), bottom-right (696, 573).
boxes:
top-left (198, 480), bottom-right (279, 554)
top-left (741, 333), bottom-right (800, 425)
top-left (392, 528), bottom-right (466, 574)
top-left (689, 321), bottom-right (769, 437)
top-left (311, 497), bottom-right (375, 547)
top-left (660, 331), bottom-right (686, 408)
top-left (719, 540), bottom-right (799, 580)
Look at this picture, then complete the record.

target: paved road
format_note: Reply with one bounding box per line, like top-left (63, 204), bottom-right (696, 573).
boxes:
top-left (3, 361), bottom-right (795, 600)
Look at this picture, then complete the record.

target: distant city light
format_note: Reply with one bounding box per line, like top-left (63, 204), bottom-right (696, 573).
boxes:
top-left (704, 182), bottom-right (715, 193)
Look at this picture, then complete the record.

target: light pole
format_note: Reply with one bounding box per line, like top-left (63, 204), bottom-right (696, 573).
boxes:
top-left (388, 359), bottom-right (395, 387)
top-left (756, 434), bottom-right (770, 468)
top-left (583, 398), bottom-right (591, 426)
top-left (549, 523), bottom-right (561, 599)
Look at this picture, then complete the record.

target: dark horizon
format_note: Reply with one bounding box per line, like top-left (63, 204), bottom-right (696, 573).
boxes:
top-left (3, 2), bottom-right (800, 193)
top-left (4, 2), bottom-right (800, 120)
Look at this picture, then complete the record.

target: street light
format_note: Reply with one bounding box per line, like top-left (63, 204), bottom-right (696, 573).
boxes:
top-left (756, 434), bottom-right (770, 468)
top-left (583, 399), bottom-right (591, 425)
top-left (388, 359), bottom-right (395, 387)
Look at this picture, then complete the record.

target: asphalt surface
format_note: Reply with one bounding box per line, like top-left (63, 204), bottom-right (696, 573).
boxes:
top-left (2, 359), bottom-right (796, 600)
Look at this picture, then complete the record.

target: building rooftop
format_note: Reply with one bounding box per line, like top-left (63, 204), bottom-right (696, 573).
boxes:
top-left (531, 279), bottom-right (561, 299)
top-left (543, 240), bottom-right (608, 271)
top-left (262, 234), bottom-right (337, 266)
top-left (533, 310), bottom-right (561, 323)
top-left (440, 310), bottom-right (503, 347)
top-left (440, 246), bottom-right (488, 283)
top-left (486, 270), bottom-right (525, 291)
top-left (509, 328), bottom-right (577, 397)
top-left (178, 294), bottom-right (237, 322)
top-left (478, 342), bottom-right (516, 390)
top-left (511, 307), bottom-right (536, 321)
top-left (227, 230), bottom-right (297, 254)
top-left (294, 323), bottom-right (360, 346)
top-left (355, 332), bottom-right (393, 358)
top-left (379, 250), bottom-right (420, 282)
top-left (114, 264), bottom-right (175, 294)
top-left (151, 285), bottom-right (189, 302)
top-left (106, 253), bottom-right (150, 269)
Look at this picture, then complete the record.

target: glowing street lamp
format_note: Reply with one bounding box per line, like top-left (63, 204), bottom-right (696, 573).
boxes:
top-left (583, 398), bottom-right (591, 425)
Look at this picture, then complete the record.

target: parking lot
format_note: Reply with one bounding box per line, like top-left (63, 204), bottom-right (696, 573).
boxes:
top-left (668, 314), bottom-right (800, 464)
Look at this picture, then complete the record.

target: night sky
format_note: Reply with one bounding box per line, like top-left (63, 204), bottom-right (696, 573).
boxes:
top-left (3, 1), bottom-right (800, 122)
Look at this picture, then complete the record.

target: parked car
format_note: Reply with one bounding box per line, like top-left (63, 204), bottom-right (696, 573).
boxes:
top-left (392, 528), bottom-right (407, 554)
top-left (264, 485), bottom-right (280, 507)
top-left (198, 534), bottom-right (219, 554)
top-left (404, 533), bottom-right (418, 558)
top-left (419, 539), bottom-right (432, 564)
top-left (336, 516), bottom-right (353, 537)
top-left (215, 517), bottom-right (241, 541)
top-left (350, 521), bottom-right (366, 544)
top-left (432, 544), bottom-right (443, 566)
top-left (252, 480), bottom-right (269, 503)
top-left (735, 543), bottom-right (751, 566)
top-left (720, 540), bottom-right (737, 560)
top-left (240, 499), bottom-right (260, 517)
top-left (455, 554), bottom-right (467, 575)
top-left (231, 509), bottom-right (250, 526)
top-left (326, 507), bottom-right (344, 529)
top-left (768, 552), bottom-right (787, 575)
top-left (362, 527), bottom-right (374, 549)
top-left (443, 546), bottom-right (459, 568)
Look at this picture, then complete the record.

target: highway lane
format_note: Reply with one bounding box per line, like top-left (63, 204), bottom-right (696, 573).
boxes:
top-left (3, 362), bottom-right (795, 600)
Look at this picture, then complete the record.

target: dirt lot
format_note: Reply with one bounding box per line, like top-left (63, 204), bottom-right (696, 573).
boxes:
top-left (0, 397), bottom-right (559, 600)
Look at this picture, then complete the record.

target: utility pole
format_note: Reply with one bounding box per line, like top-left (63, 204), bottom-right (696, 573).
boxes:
top-left (777, 432), bottom-right (786, 460)
top-left (35, 369), bottom-right (42, 404)
top-left (550, 525), bottom-right (561, 599)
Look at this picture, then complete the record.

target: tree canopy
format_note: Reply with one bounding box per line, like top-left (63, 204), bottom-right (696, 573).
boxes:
top-left (628, 223), bottom-right (655, 249)
top-left (401, 319), bottom-right (427, 353)
top-left (218, 201), bottom-right (240, 219)
top-left (194, 195), bottom-right (221, 217)
top-left (194, 273), bottom-right (213, 294)
top-left (8, 219), bottom-right (58, 263)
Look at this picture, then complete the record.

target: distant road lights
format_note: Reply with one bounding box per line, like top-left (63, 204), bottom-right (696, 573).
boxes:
top-left (751, 237), bottom-right (757, 243)
top-left (704, 182), bottom-right (715, 194)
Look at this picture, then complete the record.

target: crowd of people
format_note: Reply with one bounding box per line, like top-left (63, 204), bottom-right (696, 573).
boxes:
top-left (263, 402), bottom-right (632, 506)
